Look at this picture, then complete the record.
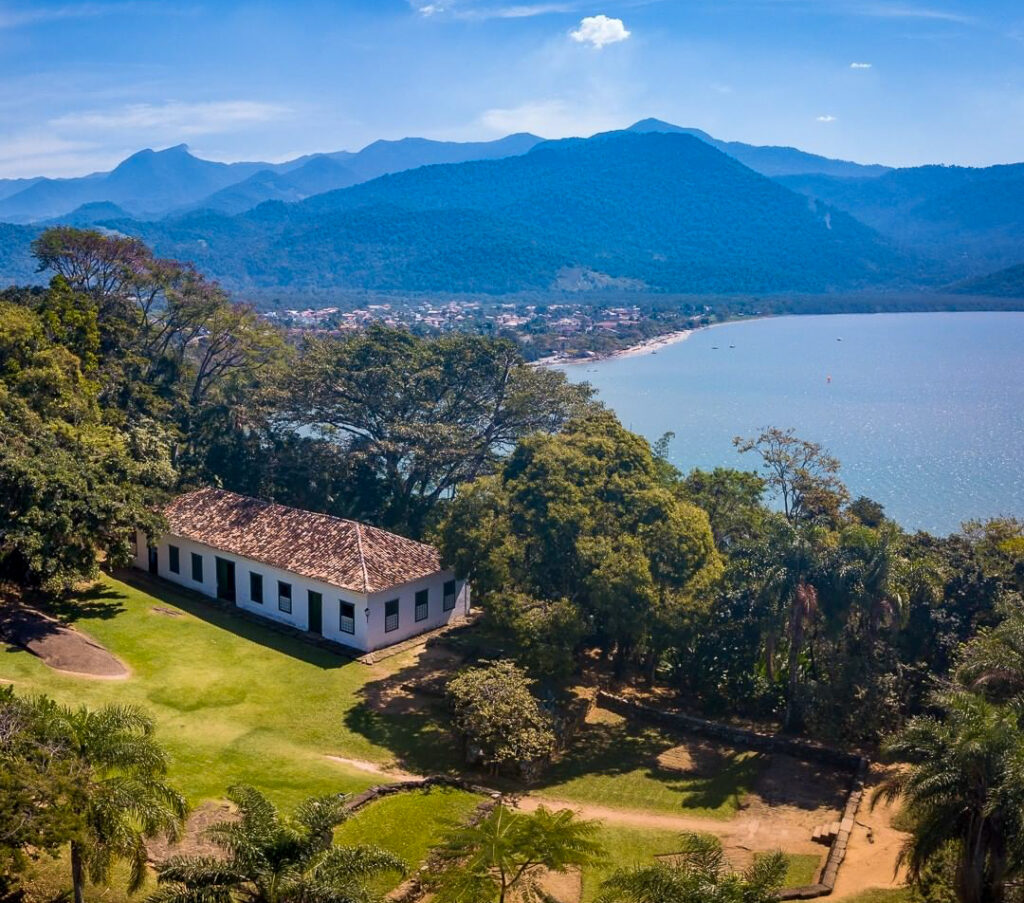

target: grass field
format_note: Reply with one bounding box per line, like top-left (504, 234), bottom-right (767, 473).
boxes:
top-left (333, 786), bottom-right (483, 894)
top-left (579, 824), bottom-right (693, 903)
top-left (538, 707), bottom-right (763, 818)
top-left (0, 574), bottom-right (459, 808)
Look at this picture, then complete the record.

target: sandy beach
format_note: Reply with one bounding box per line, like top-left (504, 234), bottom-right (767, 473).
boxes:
top-left (535, 325), bottom-right (701, 367)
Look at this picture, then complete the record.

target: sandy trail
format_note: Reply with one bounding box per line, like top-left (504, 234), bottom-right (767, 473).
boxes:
top-left (324, 754), bottom-right (422, 782)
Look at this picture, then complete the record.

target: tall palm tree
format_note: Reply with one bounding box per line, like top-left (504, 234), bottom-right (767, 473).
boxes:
top-left (874, 690), bottom-right (1024, 903)
top-left (956, 609), bottom-right (1024, 704)
top-left (33, 697), bottom-right (188, 903)
top-left (428, 804), bottom-right (602, 903)
top-left (149, 785), bottom-right (404, 903)
top-left (596, 833), bottom-right (786, 903)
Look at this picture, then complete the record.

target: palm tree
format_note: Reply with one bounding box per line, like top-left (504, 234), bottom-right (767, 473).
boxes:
top-left (32, 697), bottom-right (188, 903)
top-left (874, 690), bottom-right (1024, 903)
top-left (149, 785), bottom-right (404, 903)
top-left (428, 804), bottom-right (602, 903)
top-left (956, 609), bottom-right (1024, 704)
top-left (596, 833), bottom-right (786, 903)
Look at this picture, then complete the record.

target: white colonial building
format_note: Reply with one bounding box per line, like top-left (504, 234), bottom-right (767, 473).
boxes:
top-left (132, 488), bottom-right (470, 653)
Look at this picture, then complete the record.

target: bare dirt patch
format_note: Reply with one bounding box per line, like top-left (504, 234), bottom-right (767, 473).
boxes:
top-left (360, 643), bottom-right (465, 717)
top-left (152, 606), bottom-right (184, 618)
top-left (148, 800), bottom-right (235, 863)
top-left (0, 605), bottom-right (128, 678)
top-left (324, 755), bottom-right (422, 782)
top-left (537, 866), bottom-right (582, 903)
top-left (656, 738), bottom-right (726, 775)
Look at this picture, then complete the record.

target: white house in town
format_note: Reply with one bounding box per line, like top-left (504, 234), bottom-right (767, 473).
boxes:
top-left (132, 488), bottom-right (470, 653)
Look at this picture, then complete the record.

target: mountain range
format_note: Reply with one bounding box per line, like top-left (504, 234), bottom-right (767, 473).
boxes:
top-left (0, 119), bottom-right (1021, 297)
top-left (0, 120), bottom-right (891, 224)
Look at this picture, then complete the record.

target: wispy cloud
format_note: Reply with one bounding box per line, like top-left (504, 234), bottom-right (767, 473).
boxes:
top-left (852, 3), bottom-right (974, 24)
top-left (477, 98), bottom-right (622, 137)
top-left (817, 114), bottom-right (838, 122)
top-left (51, 100), bottom-right (291, 135)
top-left (569, 14), bottom-right (630, 48)
top-left (850, 61), bottom-right (873, 68)
top-left (0, 2), bottom-right (152, 29)
top-left (410, 0), bottom-right (578, 19)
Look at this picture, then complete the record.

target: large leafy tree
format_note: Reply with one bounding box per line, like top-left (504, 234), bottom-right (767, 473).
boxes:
top-left (596, 833), bottom-right (786, 903)
top-left (281, 324), bottom-right (593, 533)
top-left (149, 785), bottom-right (404, 903)
top-left (435, 412), bottom-right (721, 676)
top-left (428, 804), bottom-right (601, 903)
top-left (875, 690), bottom-right (1024, 903)
top-left (446, 660), bottom-right (556, 775)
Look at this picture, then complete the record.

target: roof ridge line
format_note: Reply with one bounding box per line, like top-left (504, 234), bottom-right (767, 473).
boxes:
top-left (354, 521), bottom-right (371, 594)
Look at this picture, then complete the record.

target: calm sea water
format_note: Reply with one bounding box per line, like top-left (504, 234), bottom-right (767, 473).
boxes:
top-left (559, 312), bottom-right (1024, 535)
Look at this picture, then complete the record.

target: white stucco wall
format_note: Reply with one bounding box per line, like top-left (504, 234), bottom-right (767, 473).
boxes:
top-left (132, 529), bottom-right (469, 652)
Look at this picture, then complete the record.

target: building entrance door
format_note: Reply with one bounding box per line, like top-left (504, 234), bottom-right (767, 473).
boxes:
top-left (215, 557), bottom-right (236, 602)
top-left (308, 590), bottom-right (323, 634)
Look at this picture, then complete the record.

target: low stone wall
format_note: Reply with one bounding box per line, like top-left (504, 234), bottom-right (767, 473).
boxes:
top-left (337, 774), bottom-right (504, 903)
top-left (596, 691), bottom-right (869, 899)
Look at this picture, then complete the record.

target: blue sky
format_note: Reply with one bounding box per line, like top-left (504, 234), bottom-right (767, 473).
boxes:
top-left (0, 0), bottom-right (1021, 177)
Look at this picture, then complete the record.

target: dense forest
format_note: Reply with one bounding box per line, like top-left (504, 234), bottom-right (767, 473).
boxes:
top-left (2, 229), bottom-right (1023, 903)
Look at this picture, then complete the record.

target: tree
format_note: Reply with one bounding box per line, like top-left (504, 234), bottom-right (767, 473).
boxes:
top-left (874, 690), bottom-right (1024, 903)
top-left (20, 697), bottom-right (188, 903)
top-left (149, 785), bottom-right (404, 903)
top-left (428, 804), bottom-right (601, 903)
top-left (596, 833), bottom-right (786, 903)
top-left (446, 660), bottom-right (556, 775)
top-left (0, 688), bottom-right (81, 893)
top-left (436, 413), bottom-right (721, 676)
top-left (956, 607), bottom-right (1024, 705)
top-left (282, 324), bottom-right (593, 533)
top-left (681, 467), bottom-right (767, 550)
top-left (734, 428), bottom-right (848, 525)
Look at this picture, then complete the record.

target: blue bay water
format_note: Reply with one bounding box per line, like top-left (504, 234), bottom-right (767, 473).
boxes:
top-left (558, 312), bottom-right (1024, 535)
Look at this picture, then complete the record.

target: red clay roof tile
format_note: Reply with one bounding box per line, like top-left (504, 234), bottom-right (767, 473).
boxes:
top-left (164, 488), bottom-right (443, 593)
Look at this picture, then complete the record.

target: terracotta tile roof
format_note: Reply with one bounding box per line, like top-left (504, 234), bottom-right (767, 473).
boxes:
top-left (164, 488), bottom-right (443, 594)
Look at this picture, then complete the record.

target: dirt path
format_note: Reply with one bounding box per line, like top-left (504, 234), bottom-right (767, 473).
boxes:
top-left (516, 795), bottom-right (827, 861)
top-left (324, 754), bottom-right (422, 782)
top-left (0, 605), bottom-right (128, 678)
top-left (830, 777), bottom-right (908, 899)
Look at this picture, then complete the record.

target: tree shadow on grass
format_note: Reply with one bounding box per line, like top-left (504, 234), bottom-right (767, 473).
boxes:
top-left (46, 582), bottom-right (127, 623)
top-left (343, 638), bottom-right (468, 776)
top-left (537, 715), bottom-right (766, 816)
top-left (115, 570), bottom-right (348, 671)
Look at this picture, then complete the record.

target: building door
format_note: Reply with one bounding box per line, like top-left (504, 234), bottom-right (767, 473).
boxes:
top-left (148, 546), bottom-right (158, 575)
top-left (215, 557), bottom-right (236, 602)
top-left (308, 590), bottom-right (323, 635)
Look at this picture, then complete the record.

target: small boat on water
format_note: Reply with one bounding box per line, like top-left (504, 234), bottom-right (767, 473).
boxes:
top-left (837, 337), bottom-right (843, 342)
top-left (729, 344), bottom-right (736, 348)
top-left (711, 345), bottom-right (719, 350)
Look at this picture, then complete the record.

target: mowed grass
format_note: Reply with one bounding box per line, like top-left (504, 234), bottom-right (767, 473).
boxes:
top-left (0, 574), bottom-right (462, 808)
top-left (333, 786), bottom-right (482, 894)
top-left (773, 852), bottom-right (822, 887)
top-left (538, 706), bottom-right (763, 818)
top-left (580, 824), bottom-right (693, 903)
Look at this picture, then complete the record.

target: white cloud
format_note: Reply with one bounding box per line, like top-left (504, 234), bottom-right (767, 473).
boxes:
top-left (850, 61), bottom-right (873, 68)
top-left (569, 14), bottom-right (630, 48)
top-left (51, 100), bottom-right (291, 136)
top-left (817, 114), bottom-right (838, 122)
top-left (477, 99), bottom-right (621, 137)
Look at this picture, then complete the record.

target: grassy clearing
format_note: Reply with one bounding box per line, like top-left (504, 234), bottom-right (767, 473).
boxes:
top-left (19, 852), bottom-right (141, 903)
top-left (333, 786), bottom-right (482, 893)
top-left (579, 823), bottom-right (692, 903)
top-left (0, 574), bottom-right (462, 808)
top-left (773, 852), bottom-right (822, 887)
top-left (538, 706), bottom-right (763, 818)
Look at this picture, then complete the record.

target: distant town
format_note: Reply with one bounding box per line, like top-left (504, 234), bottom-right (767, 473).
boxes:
top-left (263, 297), bottom-right (713, 361)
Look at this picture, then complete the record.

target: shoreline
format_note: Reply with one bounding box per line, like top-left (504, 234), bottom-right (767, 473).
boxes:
top-left (534, 320), bottom-right (737, 367)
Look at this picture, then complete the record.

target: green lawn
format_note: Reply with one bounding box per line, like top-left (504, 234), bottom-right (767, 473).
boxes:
top-left (0, 574), bottom-right (462, 808)
top-left (334, 786), bottom-right (482, 893)
top-left (773, 852), bottom-right (822, 887)
top-left (537, 707), bottom-right (763, 818)
top-left (580, 824), bottom-right (692, 903)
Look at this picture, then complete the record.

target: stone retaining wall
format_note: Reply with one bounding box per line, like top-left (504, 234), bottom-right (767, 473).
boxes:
top-left (337, 775), bottom-right (503, 903)
top-left (596, 691), bottom-right (869, 899)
